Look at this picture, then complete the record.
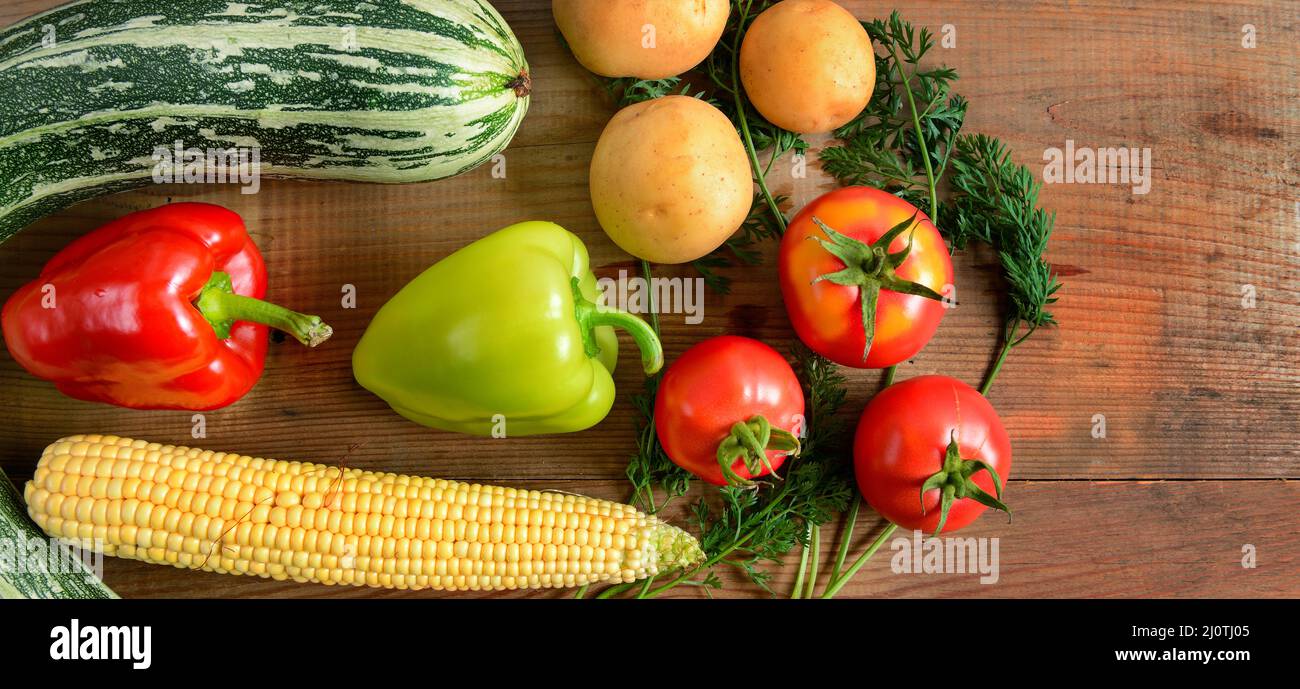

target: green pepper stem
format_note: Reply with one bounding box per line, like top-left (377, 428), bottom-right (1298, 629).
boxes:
top-left (194, 272), bottom-right (332, 347)
top-left (572, 278), bottom-right (664, 375)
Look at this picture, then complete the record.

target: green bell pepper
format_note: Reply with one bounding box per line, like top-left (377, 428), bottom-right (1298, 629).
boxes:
top-left (352, 221), bottom-right (663, 436)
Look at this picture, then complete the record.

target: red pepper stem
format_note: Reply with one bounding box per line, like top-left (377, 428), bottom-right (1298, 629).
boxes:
top-left (194, 272), bottom-right (332, 347)
top-left (571, 278), bottom-right (664, 375)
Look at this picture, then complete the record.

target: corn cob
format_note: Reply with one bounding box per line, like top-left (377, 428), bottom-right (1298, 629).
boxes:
top-left (24, 435), bottom-right (704, 592)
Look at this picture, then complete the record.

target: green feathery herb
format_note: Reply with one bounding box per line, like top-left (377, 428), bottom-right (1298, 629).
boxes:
top-left (691, 191), bottom-right (790, 293)
top-left (818, 11), bottom-right (1058, 396)
top-left (706, 0), bottom-right (808, 218)
top-left (599, 76), bottom-right (700, 108)
top-left (950, 133), bottom-right (1062, 393)
top-left (624, 371), bottom-right (693, 514)
top-left (821, 11), bottom-right (966, 220)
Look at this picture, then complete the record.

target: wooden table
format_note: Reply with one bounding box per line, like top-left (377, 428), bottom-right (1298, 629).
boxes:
top-left (1, 1), bottom-right (1296, 598)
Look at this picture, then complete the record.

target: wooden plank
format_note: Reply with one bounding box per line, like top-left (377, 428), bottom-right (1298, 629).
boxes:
top-left (0, 0), bottom-right (1296, 599)
top-left (0, 1), bottom-right (1294, 481)
top-left (9, 479), bottom-right (1280, 599)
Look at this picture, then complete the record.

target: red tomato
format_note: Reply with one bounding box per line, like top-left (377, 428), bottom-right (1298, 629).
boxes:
top-left (854, 375), bottom-right (1012, 534)
top-left (779, 187), bottom-right (953, 368)
top-left (655, 336), bottom-right (804, 486)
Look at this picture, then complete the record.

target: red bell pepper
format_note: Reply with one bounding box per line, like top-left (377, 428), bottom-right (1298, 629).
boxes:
top-left (1, 203), bottom-right (331, 410)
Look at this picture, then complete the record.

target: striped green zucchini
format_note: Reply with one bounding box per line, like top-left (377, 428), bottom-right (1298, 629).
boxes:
top-left (0, 0), bottom-right (531, 242)
top-left (0, 465), bottom-right (117, 598)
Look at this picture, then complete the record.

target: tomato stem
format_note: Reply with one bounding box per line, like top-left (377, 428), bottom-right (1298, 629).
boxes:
top-left (717, 415), bottom-right (801, 486)
top-left (821, 522), bottom-right (899, 599)
top-left (882, 365), bottom-right (897, 388)
top-left (920, 435), bottom-right (1012, 535)
top-left (809, 214), bottom-right (945, 362)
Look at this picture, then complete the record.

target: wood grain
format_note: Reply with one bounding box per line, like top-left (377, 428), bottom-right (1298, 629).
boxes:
top-left (0, 1), bottom-right (1295, 598)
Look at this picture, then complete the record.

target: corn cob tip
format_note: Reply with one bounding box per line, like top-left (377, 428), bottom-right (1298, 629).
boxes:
top-left (650, 520), bottom-right (705, 572)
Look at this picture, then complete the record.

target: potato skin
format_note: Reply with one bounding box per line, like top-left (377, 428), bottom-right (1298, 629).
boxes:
top-left (590, 96), bottom-right (753, 264)
top-left (553, 0), bottom-right (730, 79)
top-left (740, 0), bottom-right (875, 134)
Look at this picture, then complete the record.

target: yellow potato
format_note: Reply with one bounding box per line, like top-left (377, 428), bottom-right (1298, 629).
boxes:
top-left (740, 0), bottom-right (875, 134)
top-left (553, 0), bottom-right (730, 79)
top-left (590, 96), bottom-right (753, 264)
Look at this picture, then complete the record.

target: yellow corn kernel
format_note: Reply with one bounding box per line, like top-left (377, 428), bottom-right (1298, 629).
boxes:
top-left (24, 435), bottom-right (703, 592)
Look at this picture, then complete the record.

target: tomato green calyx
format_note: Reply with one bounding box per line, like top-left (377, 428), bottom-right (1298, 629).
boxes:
top-left (194, 271), bottom-right (333, 347)
top-left (716, 415), bottom-right (802, 487)
top-left (920, 433), bottom-right (1011, 535)
top-left (571, 278), bottom-right (664, 375)
top-left (809, 213), bottom-right (946, 361)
